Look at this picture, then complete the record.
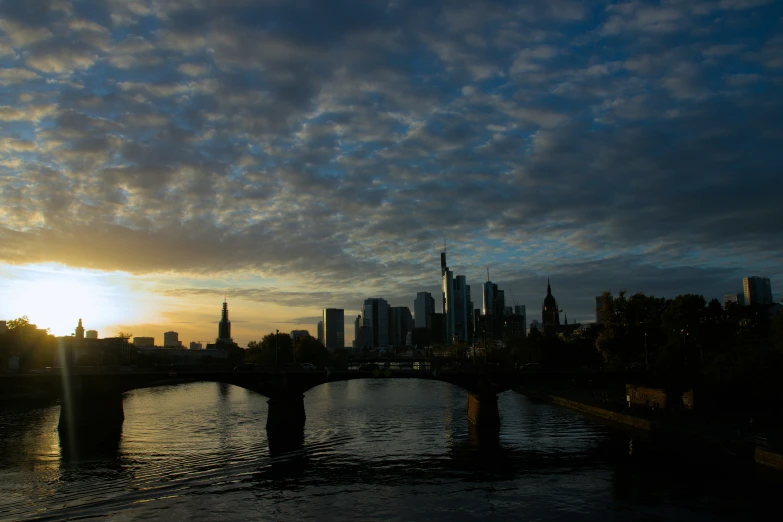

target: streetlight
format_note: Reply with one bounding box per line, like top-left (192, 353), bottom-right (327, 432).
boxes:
top-left (275, 329), bottom-right (279, 368)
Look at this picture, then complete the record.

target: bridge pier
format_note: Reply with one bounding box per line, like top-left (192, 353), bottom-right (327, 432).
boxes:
top-left (59, 390), bottom-right (125, 432)
top-left (466, 393), bottom-right (500, 435)
top-left (266, 393), bottom-right (306, 436)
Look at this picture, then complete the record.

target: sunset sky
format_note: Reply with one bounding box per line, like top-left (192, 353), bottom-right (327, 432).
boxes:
top-left (1, 0), bottom-right (781, 346)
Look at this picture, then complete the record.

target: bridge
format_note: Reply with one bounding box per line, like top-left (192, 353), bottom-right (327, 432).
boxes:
top-left (2, 366), bottom-right (638, 444)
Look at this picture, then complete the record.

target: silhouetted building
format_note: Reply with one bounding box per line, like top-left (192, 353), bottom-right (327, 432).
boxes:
top-left (317, 320), bottom-right (324, 345)
top-left (428, 312), bottom-right (445, 344)
top-left (389, 306), bottom-right (413, 348)
top-left (411, 327), bottom-right (430, 348)
top-left (322, 308), bottom-right (344, 351)
top-left (504, 314), bottom-right (525, 339)
top-left (133, 337), bottom-right (154, 347)
top-left (481, 280), bottom-right (505, 341)
top-left (218, 299), bottom-right (232, 343)
top-left (85, 329), bottom-right (98, 339)
top-left (440, 252), bottom-right (472, 345)
top-left (542, 279), bottom-right (560, 332)
top-left (743, 277), bottom-right (773, 306)
top-left (189, 341), bottom-right (203, 350)
top-left (0, 321), bottom-right (6, 334)
top-left (363, 298), bottom-right (389, 348)
top-left (75, 318), bottom-right (84, 340)
top-left (595, 294), bottom-right (613, 323)
top-left (290, 330), bottom-right (310, 343)
top-left (164, 331), bottom-right (181, 348)
top-left (724, 293), bottom-right (744, 308)
top-left (414, 292), bottom-right (435, 329)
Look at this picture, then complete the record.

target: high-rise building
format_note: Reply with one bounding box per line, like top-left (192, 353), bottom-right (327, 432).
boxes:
top-left (363, 298), bottom-right (389, 348)
top-left (542, 279), bottom-right (560, 331)
top-left (189, 341), bottom-right (203, 350)
top-left (723, 293), bottom-right (744, 308)
top-left (481, 280), bottom-right (505, 340)
top-left (389, 306), bottom-right (413, 348)
top-left (218, 299), bottom-right (232, 342)
top-left (595, 294), bottom-right (613, 323)
top-left (414, 292), bottom-right (435, 329)
top-left (164, 331), bottom-right (180, 348)
top-left (743, 277), bottom-right (773, 306)
top-left (317, 321), bottom-right (324, 345)
top-left (322, 308), bottom-right (344, 351)
top-left (441, 252), bottom-right (470, 344)
top-left (85, 330), bottom-right (98, 339)
top-left (133, 337), bottom-right (155, 347)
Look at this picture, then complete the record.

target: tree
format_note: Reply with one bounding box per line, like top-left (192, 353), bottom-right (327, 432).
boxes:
top-left (116, 332), bottom-right (133, 341)
top-left (295, 336), bottom-right (330, 367)
top-left (245, 332), bottom-right (294, 366)
top-left (7, 316), bottom-right (31, 330)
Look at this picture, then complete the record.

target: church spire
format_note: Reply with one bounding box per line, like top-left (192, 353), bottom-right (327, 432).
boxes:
top-left (547, 278), bottom-right (552, 296)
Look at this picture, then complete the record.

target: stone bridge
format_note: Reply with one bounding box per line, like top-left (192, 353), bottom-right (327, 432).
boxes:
top-left (2, 367), bottom-right (638, 443)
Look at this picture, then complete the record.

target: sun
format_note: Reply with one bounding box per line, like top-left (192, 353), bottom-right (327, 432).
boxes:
top-left (1, 264), bottom-right (150, 337)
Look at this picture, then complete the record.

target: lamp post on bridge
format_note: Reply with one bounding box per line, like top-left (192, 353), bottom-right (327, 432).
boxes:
top-left (275, 329), bottom-right (279, 369)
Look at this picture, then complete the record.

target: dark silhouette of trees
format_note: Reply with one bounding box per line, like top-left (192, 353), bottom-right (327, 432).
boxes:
top-left (294, 335), bottom-right (330, 367)
top-left (246, 332), bottom-right (294, 367)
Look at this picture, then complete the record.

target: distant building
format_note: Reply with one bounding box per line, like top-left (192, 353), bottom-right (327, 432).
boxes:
top-left (542, 279), bottom-right (560, 332)
top-left (428, 312), bottom-right (445, 344)
top-left (322, 308), bottom-right (344, 351)
top-left (595, 294), bottom-right (613, 324)
top-left (217, 299), bottom-right (232, 343)
top-left (481, 280), bottom-right (505, 341)
top-left (85, 330), bottom-right (98, 339)
top-left (0, 320), bottom-right (7, 334)
top-left (75, 318), bottom-right (84, 340)
top-left (164, 331), bottom-right (181, 348)
top-left (504, 314), bottom-right (525, 339)
top-left (363, 298), bottom-right (389, 348)
top-left (133, 337), bottom-right (155, 347)
top-left (440, 252), bottom-right (472, 345)
top-left (189, 341), bottom-right (203, 350)
top-left (724, 293), bottom-right (744, 308)
top-left (414, 292), bottom-right (435, 329)
top-left (317, 321), bottom-right (324, 345)
top-left (290, 330), bottom-right (310, 343)
top-left (389, 306), bottom-right (413, 348)
top-left (529, 319), bottom-right (542, 334)
top-left (743, 277), bottom-right (773, 306)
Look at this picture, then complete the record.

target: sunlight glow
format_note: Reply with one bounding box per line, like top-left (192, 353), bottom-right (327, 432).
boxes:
top-left (0, 264), bottom-right (154, 336)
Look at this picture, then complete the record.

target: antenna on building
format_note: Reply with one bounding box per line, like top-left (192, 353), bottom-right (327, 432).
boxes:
top-left (486, 266), bottom-right (490, 282)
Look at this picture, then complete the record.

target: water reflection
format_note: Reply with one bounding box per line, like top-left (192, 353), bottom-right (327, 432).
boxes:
top-left (2, 380), bottom-right (783, 521)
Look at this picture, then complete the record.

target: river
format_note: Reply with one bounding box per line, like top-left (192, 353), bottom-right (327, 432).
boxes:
top-left (1, 380), bottom-right (781, 520)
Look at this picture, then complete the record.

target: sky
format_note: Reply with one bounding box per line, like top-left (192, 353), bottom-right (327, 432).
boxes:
top-left (0, 0), bottom-right (782, 346)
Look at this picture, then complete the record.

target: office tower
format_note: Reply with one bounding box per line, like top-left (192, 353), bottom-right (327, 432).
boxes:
top-left (317, 320), bottom-right (324, 344)
top-left (595, 294), bottom-right (613, 323)
top-left (85, 330), bottom-right (98, 339)
top-left (723, 293), bottom-right (744, 308)
top-left (441, 252), bottom-right (470, 344)
top-left (481, 280), bottom-right (505, 340)
top-left (441, 252), bottom-right (454, 344)
top-left (189, 341), bottom-right (203, 350)
top-left (414, 292), bottom-right (435, 329)
top-left (322, 308), bottom-right (344, 351)
top-left (363, 298), bottom-right (390, 348)
top-left (218, 299), bottom-right (232, 342)
top-left (743, 277), bottom-right (773, 306)
top-left (389, 306), bottom-right (413, 348)
top-left (429, 312), bottom-right (445, 344)
top-left (164, 331), bottom-right (180, 348)
top-left (133, 337), bottom-right (155, 347)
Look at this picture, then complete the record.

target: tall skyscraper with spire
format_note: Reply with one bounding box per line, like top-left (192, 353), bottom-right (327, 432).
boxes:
top-left (75, 318), bottom-right (84, 340)
top-left (218, 299), bottom-right (232, 342)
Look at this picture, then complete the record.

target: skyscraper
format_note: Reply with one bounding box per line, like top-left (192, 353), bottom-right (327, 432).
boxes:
top-left (218, 299), bottom-right (232, 342)
top-left (363, 298), bottom-right (389, 348)
top-left (743, 277), bottom-right (773, 306)
top-left (317, 320), bottom-right (324, 344)
top-left (322, 309), bottom-right (344, 351)
top-left (441, 251), bottom-right (470, 344)
top-left (389, 306), bottom-right (413, 348)
top-left (414, 292), bottom-right (435, 329)
top-left (481, 280), bottom-right (505, 340)
top-left (164, 331), bottom-right (180, 348)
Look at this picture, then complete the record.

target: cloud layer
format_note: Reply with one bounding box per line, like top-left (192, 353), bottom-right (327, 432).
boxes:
top-left (1, 0), bottom-right (782, 328)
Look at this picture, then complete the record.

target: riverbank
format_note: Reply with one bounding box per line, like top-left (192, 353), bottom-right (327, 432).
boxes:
top-left (518, 387), bottom-right (783, 471)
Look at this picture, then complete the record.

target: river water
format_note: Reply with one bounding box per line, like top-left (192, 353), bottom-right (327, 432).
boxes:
top-left (1, 380), bottom-right (781, 521)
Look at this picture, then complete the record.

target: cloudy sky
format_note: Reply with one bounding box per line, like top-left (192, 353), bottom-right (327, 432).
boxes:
top-left (1, 0), bottom-right (781, 345)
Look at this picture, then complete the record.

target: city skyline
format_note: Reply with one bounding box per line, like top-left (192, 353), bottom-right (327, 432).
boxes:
top-left (1, 1), bottom-right (782, 345)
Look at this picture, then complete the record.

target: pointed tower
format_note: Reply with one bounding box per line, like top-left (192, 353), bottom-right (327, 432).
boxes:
top-left (75, 318), bottom-right (85, 340)
top-left (218, 299), bottom-right (232, 342)
top-left (542, 279), bottom-right (560, 329)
